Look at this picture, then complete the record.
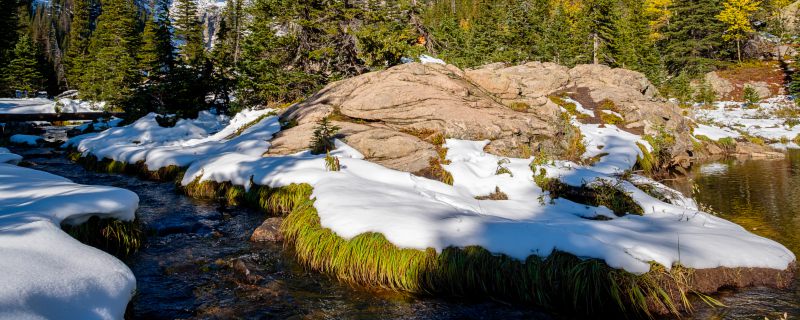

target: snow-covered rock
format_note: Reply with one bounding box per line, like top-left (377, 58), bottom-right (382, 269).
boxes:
top-left (0, 98), bottom-right (104, 114)
top-left (9, 134), bottom-right (43, 146)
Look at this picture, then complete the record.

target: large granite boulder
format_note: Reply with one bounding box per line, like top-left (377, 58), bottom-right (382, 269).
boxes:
top-left (269, 62), bottom-right (696, 172)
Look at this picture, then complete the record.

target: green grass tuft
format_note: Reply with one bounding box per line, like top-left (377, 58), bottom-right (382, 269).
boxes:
top-left (281, 192), bottom-right (695, 317)
top-left (62, 216), bottom-right (143, 257)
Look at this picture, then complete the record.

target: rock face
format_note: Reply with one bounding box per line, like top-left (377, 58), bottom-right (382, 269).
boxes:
top-left (271, 62), bottom-right (694, 173)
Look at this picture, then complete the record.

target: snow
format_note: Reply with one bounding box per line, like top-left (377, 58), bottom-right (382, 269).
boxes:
top-left (9, 134), bottom-right (43, 146)
top-left (66, 109), bottom-right (277, 170)
top-left (74, 117), bottom-right (125, 133)
top-left (420, 55), bottom-right (446, 65)
top-left (0, 158), bottom-right (139, 319)
top-left (0, 98), bottom-right (103, 114)
top-left (0, 148), bottom-right (22, 164)
top-left (72, 110), bottom-right (795, 275)
top-left (694, 123), bottom-right (741, 141)
top-left (693, 97), bottom-right (800, 142)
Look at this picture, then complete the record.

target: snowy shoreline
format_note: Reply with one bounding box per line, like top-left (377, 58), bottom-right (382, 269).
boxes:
top-left (64, 109), bottom-right (795, 274)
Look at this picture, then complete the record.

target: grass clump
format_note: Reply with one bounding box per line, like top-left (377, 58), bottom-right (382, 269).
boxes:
top-left (601, 112), bottom-right (625, 125)
top-left (281, 195), bottom-right (696, 317)
top-left (475, 186), bottom-right (509, 200)
top-left (62, 216), bottom-right (143, 257)
top-left (507, 101), bottom-right (529, 112)
top-left (325, 152), bottom-right (340, 171)
top-left (536, 173), bottom-right (643, 217)
top-left (310, 117), bottom-right (340, 154)
top-left (717, 137), bottom-right (737, 151)
top-left (420, 157), bottom-right (454, 185)
top-left (636, 128), bottom-right (676, 175)
top-left (495, 158), bottom-right (513, 177)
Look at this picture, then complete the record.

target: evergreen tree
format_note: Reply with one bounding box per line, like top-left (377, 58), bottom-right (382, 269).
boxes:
top-left (5, 34), bottom-right (45, 93)
top-left (138, 14), bottom-right (162, 77)
top-left (80, 0), bottom-right (139, 106)
top-left (584, 0), bottom-right (617, 64)
top-left (661, 0), bottom-right (729, 74)
top-left (0, 0), bottom-right (20, 94)
top-left (173, 0), bottom-right (205, 66)
top-left (64, 0), bottom-right (91, 88)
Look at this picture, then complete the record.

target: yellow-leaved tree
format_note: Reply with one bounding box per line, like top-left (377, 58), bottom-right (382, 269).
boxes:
top-left (644, 0), bottom-right (672, 40)
top-left (717, 0), bottom-right (762, 62)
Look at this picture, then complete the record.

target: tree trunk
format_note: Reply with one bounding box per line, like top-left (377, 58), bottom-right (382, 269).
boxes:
top-left (593, 33), bottom-right (599, 64)
top-left (737, 40), bottom-right (742, 63)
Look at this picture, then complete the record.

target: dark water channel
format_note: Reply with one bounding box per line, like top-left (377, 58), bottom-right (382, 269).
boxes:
top-left (16, 149), bottom-right (551, 320)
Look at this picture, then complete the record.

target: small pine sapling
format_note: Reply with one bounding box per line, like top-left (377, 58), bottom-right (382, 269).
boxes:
top-left (310, 117), bottom-right (341, 154)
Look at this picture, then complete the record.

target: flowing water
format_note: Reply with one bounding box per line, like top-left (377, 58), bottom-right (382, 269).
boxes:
top-left (12, 147), bottom-right (800, 319)
top-left (15, 149), bottom-right (551, 320)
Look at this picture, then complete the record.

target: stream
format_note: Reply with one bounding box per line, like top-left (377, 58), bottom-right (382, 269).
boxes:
top-left (12, 147), bottom-right (800, 319)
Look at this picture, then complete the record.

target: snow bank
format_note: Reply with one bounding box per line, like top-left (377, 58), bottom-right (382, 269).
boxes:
top-left (9, 134), bottom-right (43, 146)
top-left (0, 98), bottom-right (103, 114)
top-left (74, 110), bottom-right (795, 275)
top-left (0, 148), bottom-right (22, 164)
top-left (420, 54), bottom-right (446, 65)
top-left (182, 139), bottom-right (793, 274)
top-left (0, 160), bottom-right (139, 319)
top-left (66, 109), bottom-right (277, 170)
top-left (694, 123), bottom-right (741, 141)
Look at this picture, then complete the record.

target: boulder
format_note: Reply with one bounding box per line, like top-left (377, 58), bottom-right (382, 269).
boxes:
top-left (271, 62), bottom-right (560, 169)
top-left (745, 81), bottom-right (772, 101)
top-left (250, 217), bottom-right (284, 242)
top-left (705, 72), bottom-right (735, 99)
top-left (270, 62), bottom-right (696, 172)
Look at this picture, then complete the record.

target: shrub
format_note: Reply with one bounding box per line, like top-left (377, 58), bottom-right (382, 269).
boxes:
top-left (637, 127), bottom-right (676, 174)
top-left (694, 80), bottom-right (717, 106)
top-left (495, 158), bottom-right (513, 177)
top-left (717, 137), bottom-right (736, 150)
top-left (310, 117), bottom-right (341, 154)
top-left (475, 186), bottom-right (509, 200)
top-left (743, 86), bottom-right (760, 106)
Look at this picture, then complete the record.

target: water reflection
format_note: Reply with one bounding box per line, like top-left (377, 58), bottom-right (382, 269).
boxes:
top-left (668, 150), bottom-right (800, 319)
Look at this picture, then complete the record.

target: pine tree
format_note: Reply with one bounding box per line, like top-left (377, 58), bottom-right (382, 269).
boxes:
top-left (173, 0), bottom-right (205, 66)
top-left (5, 34), bottom-right (44, 93)
top-left (80, 0), bottom-right (139, 106)
top-left (0, 0), bottom-right (20, 94)
top-left (138, 14), bottom-right (162, 77)
top-left (584, 0), bottom-right (617, 64)
top-left (64, 0), bottom-right (91, 89)
top-left (661, 0), bottom-right (729, 74)
top-left (717, 0), bottom-right (762, 62)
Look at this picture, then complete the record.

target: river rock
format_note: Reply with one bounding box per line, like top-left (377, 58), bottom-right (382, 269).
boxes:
top-left (250, 217), bottom-right (284, 242)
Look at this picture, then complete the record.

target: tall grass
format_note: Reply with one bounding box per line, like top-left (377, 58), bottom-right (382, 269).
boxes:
top-left (62, 216), bottom-right (143, 257)
top-left (281, 194), bottom-right (699, 317)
